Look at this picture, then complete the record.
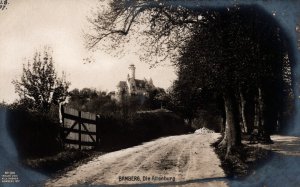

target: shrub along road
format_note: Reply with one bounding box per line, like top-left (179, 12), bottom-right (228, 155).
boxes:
top-left (46, 132), bottom-right (227, 186)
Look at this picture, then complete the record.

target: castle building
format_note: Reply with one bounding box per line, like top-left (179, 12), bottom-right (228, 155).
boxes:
top-left (116, 64), bottom-right (155, 102)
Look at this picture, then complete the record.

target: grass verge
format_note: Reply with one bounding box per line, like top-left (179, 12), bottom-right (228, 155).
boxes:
top-left (23, 149), bottom-right (105, 177)
top-left (212, 138), bottom-right (272, 178)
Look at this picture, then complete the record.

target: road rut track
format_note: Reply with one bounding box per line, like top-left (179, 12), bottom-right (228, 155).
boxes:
top-left (46, 133), bottom-right (226, 186)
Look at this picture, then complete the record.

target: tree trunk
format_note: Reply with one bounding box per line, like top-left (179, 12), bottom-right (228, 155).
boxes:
top-left (255, 87), bottom-right (273, 143)
top-left (220, 101), bottom-right (226, 133)
top-left (254, 88), bottom-right (263, 134)
top-left (239, 90), bottom-right (248, 133)
top-left (258, 87), bottom-right (265, 140)
top-left (218, 89), bottom-right (241, 156)
top-left (247, 90), bottom-right (255, 134)
top-left (221, 114), bottom-right (226, 133)
top-left (261, 85), bottom-right (275, 143)
top-left (218, 104), bottom-right (226, 148)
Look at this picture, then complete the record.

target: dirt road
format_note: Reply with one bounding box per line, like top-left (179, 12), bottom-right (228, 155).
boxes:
top-left (46, 132), bottom-right (226, 186)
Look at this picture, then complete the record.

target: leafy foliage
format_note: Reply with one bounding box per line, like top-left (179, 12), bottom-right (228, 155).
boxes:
top-left (67, 87), bottom-right (169, 117)
top-left (172, 6), bottom-right (293, 138)
top-left (67, 88), bottom-right (119, 115)
top-left (12, 49), bottom-right (70, 113)
top-left (6, 109), bottom-right (63, 158)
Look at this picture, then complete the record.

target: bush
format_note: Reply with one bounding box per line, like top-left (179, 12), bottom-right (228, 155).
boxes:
top-left (97, 109), bottom-right (190, 150)
top-left (6, 108), bottom-right (63, 159)
top-left (191, 109), bottom-right (223, 132)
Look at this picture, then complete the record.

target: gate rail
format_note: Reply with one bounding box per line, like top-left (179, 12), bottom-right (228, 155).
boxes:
top-left (60, 105), bottom-right (99, 149)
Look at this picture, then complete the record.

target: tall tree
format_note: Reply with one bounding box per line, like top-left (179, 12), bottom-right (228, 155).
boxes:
top-left (86, 2), bottom-right (295, 153)
top-left (13, 48), bottom-right (70, 112)
top-left (176, 6), bottom-right (292, 145)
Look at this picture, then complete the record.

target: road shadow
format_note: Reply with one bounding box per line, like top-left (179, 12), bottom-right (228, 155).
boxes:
top-left (230, 135), bottom-right (300, 187)
top-left (262, 135), bottom-right (300, 156)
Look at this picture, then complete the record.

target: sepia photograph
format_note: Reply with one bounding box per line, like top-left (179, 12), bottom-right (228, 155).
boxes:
top-left (1, 0), bottom-right (300, 186)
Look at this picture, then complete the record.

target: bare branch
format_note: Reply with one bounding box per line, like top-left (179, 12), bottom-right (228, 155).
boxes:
top-left (85, 0), bottom-right (213, 64)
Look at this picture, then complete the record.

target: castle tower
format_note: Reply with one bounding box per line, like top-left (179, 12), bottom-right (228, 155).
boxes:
top-left (128, 64), bottom-right (136, 79)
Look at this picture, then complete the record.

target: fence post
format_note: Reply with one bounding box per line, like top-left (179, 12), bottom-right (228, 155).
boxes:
top-left (78, 110), bottom-right (82, 150)
top-left (96, 115), bottom-right (100, 147)
top-left (60, 104), bottom-right (65, 149)
top-left (59, 103), bottom-right (63, 125)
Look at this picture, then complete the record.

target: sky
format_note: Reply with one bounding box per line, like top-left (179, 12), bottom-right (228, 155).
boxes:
top-left (0, 0), bottom-right (177, 103)
top-left (0, 0), bottom-right (300, 106)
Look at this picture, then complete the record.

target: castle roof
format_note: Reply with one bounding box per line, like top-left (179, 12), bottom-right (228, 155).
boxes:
top-left (117, 79), bottom-right (151, 89)
top-left (117, 81), bottom-right (127, 88)
top-left (134, 79), bottom-right (147, 89)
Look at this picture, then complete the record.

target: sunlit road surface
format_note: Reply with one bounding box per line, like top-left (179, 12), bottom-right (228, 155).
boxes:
top-left (47, 132), bottom-right (300, 187)
top-left (46, 133), bottom-right (227, 186)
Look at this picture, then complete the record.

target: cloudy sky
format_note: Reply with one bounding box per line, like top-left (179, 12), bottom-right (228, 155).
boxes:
top-left (0, 0), bottom-right (177, 103)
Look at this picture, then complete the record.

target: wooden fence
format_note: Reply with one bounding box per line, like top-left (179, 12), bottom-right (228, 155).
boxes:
top-left (60, 106), bottom-right (99, 149)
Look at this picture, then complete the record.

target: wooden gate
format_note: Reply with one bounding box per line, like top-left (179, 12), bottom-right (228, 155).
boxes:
top-left (60, 106), bottom-right (99, 149)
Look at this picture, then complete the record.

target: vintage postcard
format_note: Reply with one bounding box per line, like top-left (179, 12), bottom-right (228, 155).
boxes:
top-left (1, 0), bottom-right (300, 186)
